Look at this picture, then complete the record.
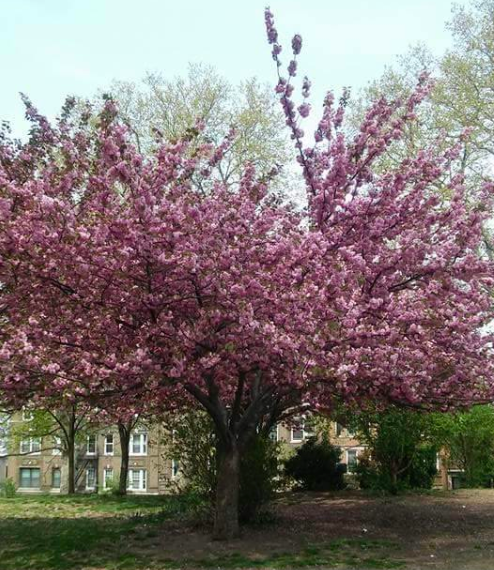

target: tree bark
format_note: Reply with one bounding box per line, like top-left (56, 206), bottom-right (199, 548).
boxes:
top-left (66, 413), bottom-right (76, 495)
top-left (214, 441), bottom-right (240, 540)
top-left (118, 423), bottom-right (131, 496)
top-left (67, 437), bottom-right (75, 494)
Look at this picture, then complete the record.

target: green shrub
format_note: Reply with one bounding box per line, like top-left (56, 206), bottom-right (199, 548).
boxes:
top-left (0, 478), bottom-right (16, 498)
top-left (99, 475), bottom-right (120, 496)
top-left (355, 446), bottom-right (437, 493)
top-left (408, 446), bottom-right (438, 489)
top-left (239, 434), bottom-right (280, 523)
top-left (283, 436), bottom-right (346, 491)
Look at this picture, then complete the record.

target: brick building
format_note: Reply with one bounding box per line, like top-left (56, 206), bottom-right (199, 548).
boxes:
top-left (0, 415), bottom-right (452, 493)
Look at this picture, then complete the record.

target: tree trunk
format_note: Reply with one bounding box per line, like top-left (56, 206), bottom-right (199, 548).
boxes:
top-left (389, 462), bottom-right (399, 495)
top-left (214, 441), bottom-right (241, 540)
top-left (118, 423), bottom-right (131, 496)
top-left (67, 438), bottom-right (75, 495)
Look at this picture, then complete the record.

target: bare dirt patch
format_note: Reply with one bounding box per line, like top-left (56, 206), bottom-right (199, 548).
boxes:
top-left (134, 490), bottom-right (494, 569)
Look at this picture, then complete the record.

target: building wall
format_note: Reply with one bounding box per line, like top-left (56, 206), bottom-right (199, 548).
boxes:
top-left (5, 419), bottom-right (178, 495)
top-left (0, 457), bottom-right (6, 483)
top-left (5, 415), bottom-right (451, 493)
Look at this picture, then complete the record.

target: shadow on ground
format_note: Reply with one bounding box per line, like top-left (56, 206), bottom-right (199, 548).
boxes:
top-left (1, 490), bottom-right (494, 569)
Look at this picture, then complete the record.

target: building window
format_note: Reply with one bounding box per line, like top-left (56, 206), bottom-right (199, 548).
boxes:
top-left (171, 460), bottom-right (180, 479)
top-left (104, 434), bottom-right (114, 456)
top-left (269, 425), bottom-right (279, 442)
top-left (346, 449), bottom-right (359, 473)
top-left (52, 468), bottom-right (61, 488)
top-left (290, 417), bottom-right (314, 443)
top-left (129, 432), bottom-right (148, 456)
top-left (20, 438), bottom-right (41, 455)
top-left (52, 436), bottom-right (62, 455)
top-left (104, 468), bottom-right (114, 489)
top-left (336, 422), bottom-right (355, 438)
top-left (19, 467), bottom-right (40, 488)
top-left (127, 469), bottom-right (147, 491)
top-left (86, 466), bottom-right (96, 490)
top-left (291, 426), bottom-right (304, 442)
top-left (86, 435), bottom-right (96, 455)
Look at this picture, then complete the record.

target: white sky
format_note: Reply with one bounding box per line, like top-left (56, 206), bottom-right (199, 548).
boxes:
top-left (1, 0), bottom-right (459, 137)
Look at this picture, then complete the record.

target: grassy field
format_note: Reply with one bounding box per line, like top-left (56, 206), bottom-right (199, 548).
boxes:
top-left (0, 494), bottom-right (191, 569)
top-left (0, 490), bottom-right (493, 569)
top-left (0, 493), bottom-right (404, 570)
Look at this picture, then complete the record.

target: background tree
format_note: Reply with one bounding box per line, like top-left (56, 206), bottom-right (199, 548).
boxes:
top-left (7, 404), bottom-right (93, 494)
top-left (432, 405), bottom-right (494, 487)
top-left (350, 0), bottom-right (494, 211)
top-left (107, 64), bottom-right (298, 196)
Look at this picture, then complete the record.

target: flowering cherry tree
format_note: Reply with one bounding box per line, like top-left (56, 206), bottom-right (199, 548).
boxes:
top-left (1, 14), bottom-right (494, 538)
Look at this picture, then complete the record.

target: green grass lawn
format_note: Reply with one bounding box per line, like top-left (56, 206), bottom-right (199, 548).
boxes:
top-left (0, 494), bottom-right (192, 570)
top-left (0, 494), bottom-right (404, 570)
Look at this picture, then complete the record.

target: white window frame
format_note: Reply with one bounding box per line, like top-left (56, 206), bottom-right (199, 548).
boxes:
top-left (104, 434), bottom-right (114, 456)
top-left (129, 432), bottom-right (148, 456)
top-left (52, 436), bottom-right (62, 455)
top-left (171, 459), bottom-right (180, 479)
top-left (127, 468), bottom-right (147, 491)
top-left (86, 435), bottom-right (96, 456)
top-left (85, 466), bottom-right (96, 490)
top-left (104, 468), bottom-right (114, 489)
top-left (336, 422), bottom-right (356, 438)
top-left (290, 427), bottom-right (304, 443)
top-left (20, 437), bottom-right (41, 455)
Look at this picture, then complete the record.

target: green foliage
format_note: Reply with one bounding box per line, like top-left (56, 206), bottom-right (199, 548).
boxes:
top-left (8, 409), bottom-right (56, 454)
top-left (239, 434), bottom-right (280, 523)
top-left (0, 478), bottom-right (16, 498)
top-left (355, 446), bottom-right (437, 493)
top-left (164, 411), bottom-right (217, 500)
top-left (431, 405), bottom-right (494, 488)
top-left (407, 447), bottom-right (438, 489)
top-left (283, 436), bottom-right (346, 491)
top-left (99, 474), bottom-right (120, 496)
top-left (348, 408), bottom-right (437, 493)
